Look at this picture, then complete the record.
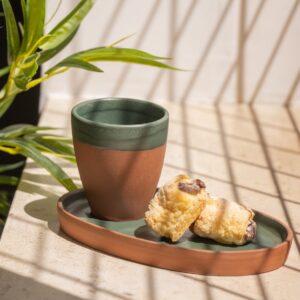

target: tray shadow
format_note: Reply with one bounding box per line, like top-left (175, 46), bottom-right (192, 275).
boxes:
top-left (134, 225), bottom-right (241, 249)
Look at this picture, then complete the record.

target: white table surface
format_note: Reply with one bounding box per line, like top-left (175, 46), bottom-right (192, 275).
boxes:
top-left (0, 97), bottom-right (299, 300)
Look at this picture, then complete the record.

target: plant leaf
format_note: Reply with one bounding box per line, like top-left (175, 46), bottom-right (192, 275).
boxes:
top-left (0, 192), bottom-right (10, 216)
top-left (26, 66), bottom-right (69, 89)
top-left (107, 33), bottom-right (136, 47)
top-left (21, 0), bottom-right (46, 53)
top-left (37, 27), bottom-right (78, 65)
top-left (13, 74), bottom-right (28, 90)
top-left (40, 0), bottom-right (95, 51)
top-left (0, 66), bottom-right (10, 78)
top-left (0, 124), bottom-right (54, 139)
top-left (48, 57), bottom-right (103, 74)
top-left (18, 54), bottom-right (39, 74)
top-left (0, 175), bottom-right (19, 185)
top-left (21, 0), bottom-right (26, 20)
top-left (26, 34), bottom-right (52, 54)
top-left (2, 0), bottom-right (20, 62)
top-left (14, 54), bottom-right (39, 89)
top-left (75, 47), bottom-right (170, 61)
top-left (20, 0), bottom-right (26, 36)
top-left (0, 144), bottom-right (19, 155)
top-left (0, 95), bottom-right (15, 118)
top-left (45, 0), bottom-right (62, 25)
top-left (0, 139), bottom-right (77, 191)
top-left (18, 21), bottom-right (24, 36)
top-left (32, 134), bottom-right (73, 143)
top-left (25, 135), bottom-right (76, 163)
top-left (0, 161), bottom-right (24, 173)
top-left (46, 47), bottom-right (179, 74)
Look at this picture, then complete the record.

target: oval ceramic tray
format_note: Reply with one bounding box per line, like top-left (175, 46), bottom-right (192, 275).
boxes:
top-left (57, 189), bottom-right (293, 276)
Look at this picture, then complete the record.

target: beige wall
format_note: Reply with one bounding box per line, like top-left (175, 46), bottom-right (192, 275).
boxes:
top-left (43, 0), bottom-right (300, 105)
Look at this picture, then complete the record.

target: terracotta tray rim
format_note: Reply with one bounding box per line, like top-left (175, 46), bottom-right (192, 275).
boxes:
top-left (57, 189), bottom-right (293, 255)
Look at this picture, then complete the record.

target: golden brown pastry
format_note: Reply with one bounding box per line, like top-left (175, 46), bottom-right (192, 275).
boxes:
top-left (145, 175), bottom-right (209, 242)
top-left (192, 197), bottom-right (256, 245)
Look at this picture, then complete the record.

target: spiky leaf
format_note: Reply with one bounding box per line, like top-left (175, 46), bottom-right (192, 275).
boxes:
top-left (2, 0), bottom-right (20, 62)
top-left (40, 0), bottom-right (95, 51)
top-left (0, 124), bottom-right (54, 139)
top-left (21, 0), bottom-right (46, 52)
top-left (46, 47), bottom-right (179, 74)
top-left (0, 139), bottom-right (77, 191)
top-left (0, 161), bottom-right (24, 173)
top-left (37, 27), bottom-right (78, 64)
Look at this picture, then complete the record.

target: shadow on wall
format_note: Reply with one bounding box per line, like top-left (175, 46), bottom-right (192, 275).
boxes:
top-left (44, 0), bottom-right (300, 106)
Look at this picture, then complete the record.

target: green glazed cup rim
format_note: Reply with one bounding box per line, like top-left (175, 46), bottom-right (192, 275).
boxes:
top-left (72, 97), bottom-right (169, 129)
top-left (71, 97), bottom-right (169, 150)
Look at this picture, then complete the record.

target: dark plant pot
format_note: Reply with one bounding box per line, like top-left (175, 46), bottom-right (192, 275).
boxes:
top-left (0, 1), bottom-right (40, 197)
top-left (72, 98), bottom-right (169, 221)
top-left (0, 88), bottom-right (41, 182)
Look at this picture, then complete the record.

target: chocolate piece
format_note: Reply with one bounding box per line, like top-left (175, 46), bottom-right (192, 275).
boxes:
top-left (178, 179), bottom-right (205, 195)
top-left (195, 178), bottom-right (206, 188)
top-left (245, 220), bottom-right (257, 241)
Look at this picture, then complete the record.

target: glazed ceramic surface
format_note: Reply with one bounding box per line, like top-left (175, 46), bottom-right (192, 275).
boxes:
top-left (57, 189), bottom-right (293, 276)
top-left (71, 98), bottom-right (169, 220)
top-left (72, 97), bottom-right (169, 150)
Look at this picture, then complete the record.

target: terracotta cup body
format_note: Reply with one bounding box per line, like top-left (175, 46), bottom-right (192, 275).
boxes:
top-left (71, 98), bottom-right (169, 221)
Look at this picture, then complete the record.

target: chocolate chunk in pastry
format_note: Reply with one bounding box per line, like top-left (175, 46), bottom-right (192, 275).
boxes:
top-left (145, 175), bottom-right (209, 242)
top-left (178, 178), bottom-right (206, 194)
top-left (192, 197), bottom-right (256, 245)
top-left (245, 220), bottom-right (257, 242)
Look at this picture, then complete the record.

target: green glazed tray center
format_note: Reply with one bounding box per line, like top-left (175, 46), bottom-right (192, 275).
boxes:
top-left (63, 191), bottom-right (287, 252)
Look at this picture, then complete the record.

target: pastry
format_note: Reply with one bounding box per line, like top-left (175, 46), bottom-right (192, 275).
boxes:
top-left (145, 174), bottom-right (209, 242)
top-left (192, 197), bottom-right (256, 245)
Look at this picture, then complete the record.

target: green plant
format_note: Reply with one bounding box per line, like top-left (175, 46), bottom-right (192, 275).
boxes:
top-left (0, 161), bottom-right (23, 229)
top-left (0, 0), bottom-right (177, 220)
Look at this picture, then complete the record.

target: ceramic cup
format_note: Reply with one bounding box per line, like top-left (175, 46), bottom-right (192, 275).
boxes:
top-left (71, 97), bottom-right (169, 221)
